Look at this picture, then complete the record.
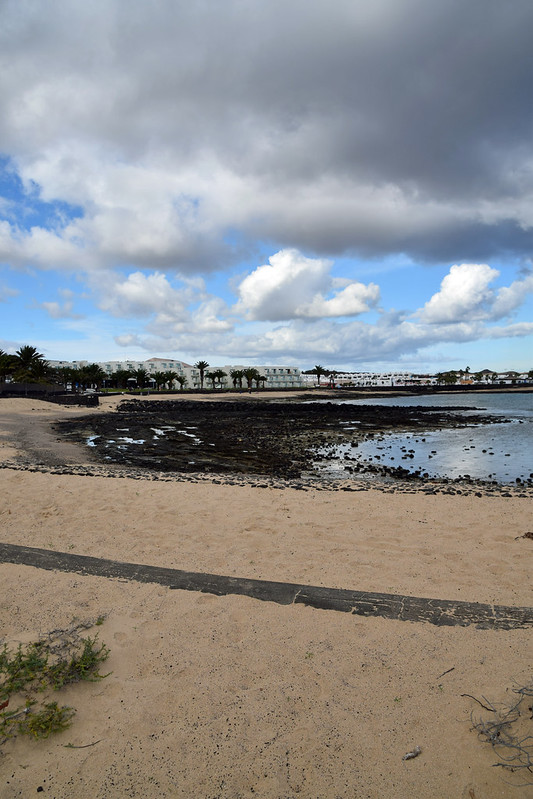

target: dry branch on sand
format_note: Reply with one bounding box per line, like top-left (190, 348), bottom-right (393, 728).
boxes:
top-left (466, 681), bottom-right (533, 786)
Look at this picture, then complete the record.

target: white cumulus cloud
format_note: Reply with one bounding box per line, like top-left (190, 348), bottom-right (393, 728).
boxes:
top-left (301, 281), bottom-right (380, 318)
top-left (96, 271), bottom-right (191, 319)
top-left (418, 263), bottom-right (499, 324)
top-left (491, 271), bottom-right (533, 318)
top-left (235, 249), bottom-right (379, 321)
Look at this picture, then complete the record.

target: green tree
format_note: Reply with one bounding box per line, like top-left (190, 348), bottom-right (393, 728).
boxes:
top-left (133, 368), bottom-right (148, 389)
top-left (253, 372), bottom-right (265, 389)
top-left (152, 371), bottom-right (168, 390)
top-left (435, 371), bottom-right (457, 385)
top-left (68, 367), bottom-right (84, 391)
top-left (164, 371), bottom-right (178, 390)
top-left (211, 369), bottom-right (227, 389)
top-left (175, 374), bottom-right (187, 391)
top-left (311, 364), bottom-right (328, 386)
top-left (13, 345), bottom-right (49, 382)
top-left (194, 361), bottom-right (209, 390)
top-left (230, 369), bottom-right (244, 389)
top-left (13, 348), bottom-right (49, 383)
top-left (243, 367), bottom-right (260, 389)
top-left (74, 367), bottom-right (89, 391)
top-left (53, 366), bottom-right (72, 389)
top-left (0, 350), bottom-right (17, 383)
top-left (206, 370), bottom-right (226, 389)
top-left (80, 364), bottom-right (106, 390)
top-left (112, 369), bottom-right (134, 389)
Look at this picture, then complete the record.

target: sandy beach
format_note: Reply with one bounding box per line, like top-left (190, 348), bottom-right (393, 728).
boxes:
top-left (0, 395), bottom-right (531, 798)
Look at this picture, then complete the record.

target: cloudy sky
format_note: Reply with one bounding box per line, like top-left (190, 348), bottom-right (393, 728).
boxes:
top-left (1, 0), bottom-right (533, 373)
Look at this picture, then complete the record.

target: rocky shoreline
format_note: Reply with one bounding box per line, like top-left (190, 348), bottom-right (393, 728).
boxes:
top-left (28, 397), bottom-right (528, 496)
top-left (2, 458), bottom-right (532, 497)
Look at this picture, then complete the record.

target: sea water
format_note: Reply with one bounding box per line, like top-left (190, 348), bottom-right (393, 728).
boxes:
top-left (320, 392), bottom-right (533, 484)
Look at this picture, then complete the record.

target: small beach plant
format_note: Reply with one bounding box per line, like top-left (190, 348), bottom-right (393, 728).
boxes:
top-left (0, 622), bottom-right (110, 745)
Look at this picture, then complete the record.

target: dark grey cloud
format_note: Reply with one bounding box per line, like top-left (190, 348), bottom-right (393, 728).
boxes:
top-left (1, 0), bottom-right (533, 269)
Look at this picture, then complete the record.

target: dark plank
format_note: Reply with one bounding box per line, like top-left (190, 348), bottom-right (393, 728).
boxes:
top-left (0, 542), bottom-right (531, 630)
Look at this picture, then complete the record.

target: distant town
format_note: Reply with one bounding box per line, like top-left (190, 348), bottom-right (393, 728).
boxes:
top-left (50, 358), bottom-right (533, 390)
top-left (1, 347), bottom-right (532, 393)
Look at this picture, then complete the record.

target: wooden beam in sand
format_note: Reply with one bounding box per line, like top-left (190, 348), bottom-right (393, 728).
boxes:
top-left (0, 542), bottom-right (531, 630)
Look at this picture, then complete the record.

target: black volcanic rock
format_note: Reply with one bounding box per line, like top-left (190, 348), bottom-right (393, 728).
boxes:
top-left (53, 399), bottom-right (499, 481)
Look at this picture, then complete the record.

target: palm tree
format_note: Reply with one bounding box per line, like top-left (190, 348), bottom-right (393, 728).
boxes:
top-left (194, 360), bottom-right (209, 390)
top-left (0, 350), bottom-right (17, 383)
top-left (53, 366), bottom-right (72, 390)
top-left (175, 374), bottom-right (187, 391)
top-left (152, 371), bottom-right (168, 390)
top-left (230, 369), bottom-right (244, 389)
top-left (211, 369), bottom-right (227, 389)
top-left (164, 371), bottom-right (179, 390)
top-left (15, 345), bottom-right (45, 370)
top-left (80, 363), bottom-right (106, 390)
top-left (205, 371), bottom-right (217, 389)
top-left (73, 367), bottom-right (88, 391)
top-left (13, 345), bottom-right (49, 382)
top-left (112, 369), bottom-right (134, 389)
top-left (243, 367), bottom-right (260, 389)
top-left (68, 367), bottom-right (84, 391)
top-left (134, 368), bottom-right (148, 389)
top-left (311, 364), bottom-right (328, 386)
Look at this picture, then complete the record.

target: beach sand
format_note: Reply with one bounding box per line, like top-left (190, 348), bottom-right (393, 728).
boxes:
top-left (0, 396), bottom-right (531, 798)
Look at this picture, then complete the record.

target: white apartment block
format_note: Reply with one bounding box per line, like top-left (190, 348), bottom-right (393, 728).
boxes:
top-left (301, 372), bottom-right (437, 387)
top-left (50, 357), bottom-right (304, 390)
top-left (220, 365), bottom-right (303, 389)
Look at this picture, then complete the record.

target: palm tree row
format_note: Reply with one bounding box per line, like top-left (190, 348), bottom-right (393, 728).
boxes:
top-left (242, 368), bottom-right (267, 389)
top-left (55, 363), bottom-right (107, 391)
top-left (205, 369), bottom-right (227, 389)
top-left (0, 346), bottom-right (51, 384)
top-left (0, 346), bottom-right (105, 390)
top-left (0, 349), bottom-right (191, 392)
top-left (1, 347), bottom-right (272, 393)
top-left (202, 365), bottom-right (268, 390)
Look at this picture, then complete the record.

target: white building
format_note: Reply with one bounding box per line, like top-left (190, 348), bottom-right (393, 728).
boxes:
top-left (49, 358), bottom-right (304, 390)
top-left (301, 371), bottom-right (437, 387)
top-left (221, 365), bottom-right (303, 389)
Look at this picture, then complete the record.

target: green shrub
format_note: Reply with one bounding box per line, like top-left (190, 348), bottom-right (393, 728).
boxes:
top-left (0, 624), bottom-right (110, 746)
